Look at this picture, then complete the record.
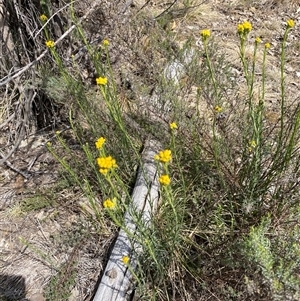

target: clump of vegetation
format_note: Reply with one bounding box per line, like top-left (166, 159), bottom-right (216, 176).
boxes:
top-left (44, 260), bottom-right (77, 301)
top-left (1, 1), bottom-right (299, 300)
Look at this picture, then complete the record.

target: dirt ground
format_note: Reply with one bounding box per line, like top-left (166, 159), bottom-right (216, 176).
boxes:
top-left (1, 1), bottom-right (300, 300)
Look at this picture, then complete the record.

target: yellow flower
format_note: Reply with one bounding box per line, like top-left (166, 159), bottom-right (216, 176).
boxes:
top-left (46, 141), bottom-right (51, 147)
top-left (237, 23), bottom-right (244, 34)
top-left (154, 149), bottom-right (172, 163)
top-left (103, 39), bottom-right (109, 46)
top-left (100, 168), bottom-right (108, 175)
top-left (170, 122), bottom-right (178, 130)
top-left (55, 130), bottom-right (60, 135)
top-left (96, 76), bottom-right (108, 86)
top-left (214, 105), bottom-right (222, 113)
top-left (122, 255), bottom-right (130, 265)
top-left (255, 37), bottom-right (261, 43)
top-left (103, 198), bottom-right (116, 209)
top-left (45, 40), bottom-right (55, 48)
top-left (287, 19), bottom-right (295, 28)
top-left (200, 29), bottom-right (211, 40)
top-left (40, 14), bottom-right (48, 22)
top-left (97, 156), bottom-right (117, 175)
top-left (237, 21), bottom-right (252, 35)
top-left (159, 174), bottom-right (171, 186)
top-left (95, 137), bottom-right (106, 149)
top-left (265, 42), bottom-right (271, 49)
top-left (243, 21), bottom-right (252, 33)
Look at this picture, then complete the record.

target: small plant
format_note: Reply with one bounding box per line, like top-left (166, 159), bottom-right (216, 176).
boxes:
top-left (20, 195), bottom-right (55, 213)
top-left (44, 261), bottom-right (77, 301)
top-left (243, 214), bottom-right (300, 300)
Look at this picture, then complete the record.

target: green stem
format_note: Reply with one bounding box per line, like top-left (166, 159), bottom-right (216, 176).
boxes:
top-left (170, 132), bottom-right (186, 195)
top-left (203, 42), bottom-right (219, 101)
top-left (203, 41), bottom-right (221, 171)
top-left (273, 26), bottom-right (291, 167)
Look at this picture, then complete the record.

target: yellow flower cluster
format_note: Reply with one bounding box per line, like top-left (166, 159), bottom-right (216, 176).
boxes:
top-left (200, 29), bottom-right (211, 41)
top-left (214, 105), bottom-right (222, 113)
top-left (95, 137), bottom-right (106, 149)
top-left (122, 255), bottom-right (130, 265)
top-left (237, 21), bottom-right (252, 35)
top-left (40, 14), bottom-right (48, 22)
top-left (255, 37), bottom-right (261, 44)
top-left (159, 174), bottom-right (171, 186)
top-left (45, 40), bottom-right (55, 48)
top-left (97, 156), bottom-right (117, 175)
top-left (265, 43), bottom-right (271, 49)
top-left (237, 24), bottom-right (244, 34)
top-left (103, 39), bottom-right (109, 46)
top-left (170, 122), bottom-right (178, 130)
top-left (103, 198), bottom-right (116, 209)
top-left (96, 76), bottom-right (108, 86)
top-left (287, 19), bottom-right (295, 28)
top-left (154, 149), bottom-right (172, 163)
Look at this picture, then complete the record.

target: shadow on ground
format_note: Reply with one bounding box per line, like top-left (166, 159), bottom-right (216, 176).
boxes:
top-left (0, 274), bottom-right (28, 301)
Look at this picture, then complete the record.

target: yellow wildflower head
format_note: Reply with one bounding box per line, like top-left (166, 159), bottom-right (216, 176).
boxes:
top-left (97, 155), bottom-right (117, 175)
top-left (40, 14), bottom-right (48, 22)
top-left (237, 21), bottom-right (252, 36)
top-left (103, 198), bottom-right (116, 209)
top-left (255, 37), bottom-right (261, 44)
top-left (170, 122), bottom-right (178, 130)
top-left (122, 255), bottom-right (130, 265)
top-left (99, 168), bottom-right (108, 175)
top-left (45, 40), bottom-right (55, 48)
top-left (287, 19), bottom-right (295, 28)
top-left (154, 149), bottom-right (172, 164)
top-left (214, 105), bottom-right (222, 113)
top-left (265, 42), bottom-right (271, 49)
top-left (95, 137), bottom-right (106, 149)
top-left (243, 21), bottom-right (252, 33)
top-left (237, 23), bottom-right (244, 34)
top-left (96, 76), bottom-right (108, 86)
top-left (159, 174), bottom-right (171, 186)
top-left (103, 39), bottom-right (109, 46)
top-left (200, 29), bottom-right (211, 41)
